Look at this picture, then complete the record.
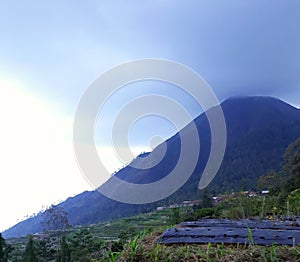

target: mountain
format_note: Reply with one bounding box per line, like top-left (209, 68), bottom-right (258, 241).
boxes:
top-left (3, 96), bottom-right (300, 238)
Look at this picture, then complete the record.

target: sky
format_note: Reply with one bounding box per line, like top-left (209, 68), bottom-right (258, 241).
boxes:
top-left (0, 0), bottom-right (299, 232)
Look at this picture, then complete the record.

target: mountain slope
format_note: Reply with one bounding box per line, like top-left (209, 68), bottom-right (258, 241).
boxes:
top-left (3, 96), bottom-right (300, 238)
top-left (208, 96), bottom-right (300, 191)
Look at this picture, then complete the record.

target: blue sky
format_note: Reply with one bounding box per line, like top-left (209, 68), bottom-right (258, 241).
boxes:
top-left (0, 1), bottom-right (299, 231)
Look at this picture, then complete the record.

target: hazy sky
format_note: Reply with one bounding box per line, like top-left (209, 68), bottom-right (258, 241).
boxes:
top-left (0, 1), bottom-right (299, 232)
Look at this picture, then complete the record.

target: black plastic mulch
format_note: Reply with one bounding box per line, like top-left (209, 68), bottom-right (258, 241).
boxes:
top-left (157, 219), bottom-right (300, 246)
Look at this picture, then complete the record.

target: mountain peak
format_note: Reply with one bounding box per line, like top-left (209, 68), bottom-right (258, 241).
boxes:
top-left (222, 95), bottom-right (289, 107)
top-left (3, 96), bottom-right (300, 238)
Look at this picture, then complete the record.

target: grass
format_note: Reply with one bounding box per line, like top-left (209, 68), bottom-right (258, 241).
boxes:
top-left (270, 244), bottom-right (278, 262)
top-left (205, 242), bottom-right (211, 261)
top-left (247, 225), bottom-right (254, 245)
top-left (109, 250), bottom-right (117, 262)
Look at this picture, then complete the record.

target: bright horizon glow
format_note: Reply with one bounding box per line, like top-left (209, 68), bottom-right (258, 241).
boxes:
top-left (0, 77), bottom-right (143, 232)
top-left (0, 77), bottom-right (85, 231)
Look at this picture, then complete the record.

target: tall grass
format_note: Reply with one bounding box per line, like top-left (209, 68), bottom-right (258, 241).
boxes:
top-left (270, 244), bottom-right (278, 262)
top-left (206, 242), bottom-right (211, 261)
top-left (246, 225), bottom-right (254, 245)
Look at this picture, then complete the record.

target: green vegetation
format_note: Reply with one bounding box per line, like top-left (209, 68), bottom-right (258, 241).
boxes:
top-left (0, 233), bottom-right (5, 261)
top-left (4, 200), bottom-right (300, 261)
top-left (24, 235), bottom-right (38, 262)
top-left (2, 136), bottom-right (300, 261)
top-left (55, 236), bottom-right (70, 262)
top-left (3, 204), bottom-right (300, 261)
top-left (288, 189), bottom-right (300, 216)
top-left (5, 208), bottom-right (174, 261)
top-left (117, 228), bottom-right (299, 262)
top-left (283, 137), bottom-right (300, 192)
top-left (0, 233), bottom-right (13, 262)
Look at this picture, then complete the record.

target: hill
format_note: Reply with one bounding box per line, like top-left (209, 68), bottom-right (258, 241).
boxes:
top-left (3, 96), bottom-right (300, 238)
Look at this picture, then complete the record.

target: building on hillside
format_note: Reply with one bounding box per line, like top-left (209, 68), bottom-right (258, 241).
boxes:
top-left (261, 190), bottom-right (270, 194)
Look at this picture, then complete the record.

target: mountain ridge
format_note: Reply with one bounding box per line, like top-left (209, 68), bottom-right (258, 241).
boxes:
top-left (3, 96), bottom-right (300, 238)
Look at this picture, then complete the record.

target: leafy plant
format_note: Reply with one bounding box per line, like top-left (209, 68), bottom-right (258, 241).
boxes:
top-left (216, 242), bottom-right (225, 258)
top-left (206, 242), bottom-right (211, 261)
top-left (247, 225), bottom-right (254, 245)
top-left (261, 249), bottom-right (267, 262)
top-left (129, 235), bottom-right (139, 262)
top-left (270, 244), bottom-right (278, 262)
top-left (184, 245), bottom-right (190, 260)
top-left (109, 250), bottom-right (117, 262)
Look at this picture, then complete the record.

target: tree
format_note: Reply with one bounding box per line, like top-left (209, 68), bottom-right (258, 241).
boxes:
top-left (196, 207), bottom-right (215, 219)
top-left (42, 205), bottom-right (69, 231)
top-left (0, 233), bottom-right (5, 262)
top-left (0, 233), bottom-right (12, 262)
top-left (56, 236), bottom-right (71, 262)
top-left (199, 189), bottom-right (213, 208)
top-left (24, 235), bottom-right (38, 262)
top-left (287, 189), bottom-right (300, 216)
top-left (170, 208), bottom-right (181, 225)
top-left (283, 136), bottom-right (300, 192)
top-left (257, 170), bottom-right (280, 191)
top-left (69, 229), bottom-right (103, 261)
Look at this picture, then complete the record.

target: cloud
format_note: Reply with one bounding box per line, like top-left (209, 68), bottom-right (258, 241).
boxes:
top-left (1, 0), bottom-right (299, 110)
